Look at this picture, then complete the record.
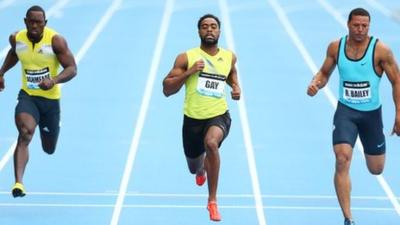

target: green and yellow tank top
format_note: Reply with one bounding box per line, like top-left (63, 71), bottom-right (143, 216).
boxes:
top-left (184, 47), bottom-right (232, 119)
top-left (15, 27), bottom-right (61, 99)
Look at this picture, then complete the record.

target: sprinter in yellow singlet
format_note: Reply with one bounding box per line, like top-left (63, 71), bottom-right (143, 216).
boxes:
top-left (0, 5), bottom-right (77, 198)
top-left (163, 14), bottom-right (241, 222)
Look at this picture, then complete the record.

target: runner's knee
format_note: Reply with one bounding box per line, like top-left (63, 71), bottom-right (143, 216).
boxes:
top-left (18, 126), bottom-right (34, 144)
top-left (368, 166), bottom-right (383, 175)
top-left (367, 161), bottom-right (384, 175)
top-left (335, 154), bottom-right (351, 173)
top-left (205, 138), bottom-right (219, 153)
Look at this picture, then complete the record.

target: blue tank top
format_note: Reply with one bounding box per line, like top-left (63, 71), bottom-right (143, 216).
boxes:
top-left (337, 36), bottom-right (381, 111)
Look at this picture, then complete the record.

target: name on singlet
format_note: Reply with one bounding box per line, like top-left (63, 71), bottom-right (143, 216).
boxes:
top-left (343, 81), bottom-right (371, 104)
top-left (197, 71), bottom-right (226, 98)
top-left (25, 67), bottom-right (50, 89)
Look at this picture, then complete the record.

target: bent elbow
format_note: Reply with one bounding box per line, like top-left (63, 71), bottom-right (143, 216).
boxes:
top-left (163, 89), bottom-right (172, 97)
top-left (162, 81), bottom-right (172, 97)
top-left (163, 89), bottom-right (169, 97)
top-left (68, 66), bottom-right (78, 80)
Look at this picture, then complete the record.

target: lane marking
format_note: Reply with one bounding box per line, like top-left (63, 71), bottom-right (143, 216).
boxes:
top-left (0, 202), bottom-right (395, 212)
top-left (0, 191), bottom-right (398, 200)
top-left (219, 1), bottom-right (267, 225)
top-left (109, 1), bottom-right (174, 225)
top-left (0, 0), bottom-right (15, 10)
top-left (365, 0), bottom-right (400, 22)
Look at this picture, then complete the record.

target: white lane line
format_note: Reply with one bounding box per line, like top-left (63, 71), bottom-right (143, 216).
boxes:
top-left (0, 0), bottom-right (72, 172)
top-left (219, 1), bottom-right (267, 225)
top-left (74, 0), bottom-right (122, 64)
top-left (0, 203), bottom-right (395, 211)
top-left (317, 0), bottom-right (347, 27)
top-left (0, 141), bottom-right (15, 171)
top-left (267, 0), bottom-right (338, 106)
top-left (0, 0), bottom-right (15, 10)
top-left (364, 0), bottom-right (400, 22)
top-left (109, 1), bottom-right (174, 225)
top-left (0, 191), bottom-right (398, 200)
top-left (0, 0), bottom-right (71, 60)
top-left (269, 0), bottom-right (400, 216)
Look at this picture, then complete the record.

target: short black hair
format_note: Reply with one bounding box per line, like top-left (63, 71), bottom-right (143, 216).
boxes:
top-left (348, 8), bottom-right (370, 22)
top-left (26, 5), bottom-right (46, 19)
top-left (197, 14), bottom-right (221, 29)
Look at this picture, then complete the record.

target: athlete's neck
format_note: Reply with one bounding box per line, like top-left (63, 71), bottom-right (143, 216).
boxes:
top-left (347, 35), bottom-right (370, 57)
top-left (27, 33), bottom-right (44, 45)
top-left (347, 35), bottom-right (370, 48)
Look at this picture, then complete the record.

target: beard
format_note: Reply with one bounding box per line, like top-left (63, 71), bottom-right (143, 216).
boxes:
top-left (201, 36), bottom-right (219, 46)
top-left (27, 29), bottom-right (44, 43)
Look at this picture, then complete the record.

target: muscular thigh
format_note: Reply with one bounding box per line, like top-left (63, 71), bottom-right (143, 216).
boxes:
top-left (204, 111), bottom-right (231, 146)
top-left (15, 90), bottom-right (40, 125)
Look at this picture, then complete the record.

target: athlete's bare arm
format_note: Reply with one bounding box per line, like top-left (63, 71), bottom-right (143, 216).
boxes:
top-left (162, 53), bottom-right (204, 97)
top-left (38, 34), bottom-right (77, 90)
top-left (0, 33), bottom-right (18, 91)
top-left (307, 40), bottom-right (339, 96)
top-left (226, 54), bottom-right (240, 100)
top-left (377, 42), bottom-right (400, 135)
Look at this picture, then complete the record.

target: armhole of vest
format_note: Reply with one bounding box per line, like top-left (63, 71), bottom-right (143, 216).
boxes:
top-left (51, 33), bottom-right (56, 53)
top-left (15, 31), bottom-right (22, 40)
top-left (185, 51), bottom-right (190, 70)
top-left (336, 37), bottom-right (344, 66)
top-left (372, 38), bottom-right (381, 77)
top-left (229, 50), bottom-right (233, 69)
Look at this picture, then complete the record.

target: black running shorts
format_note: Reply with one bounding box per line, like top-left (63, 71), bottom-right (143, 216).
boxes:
top-left (15, 89), bottom-right (61, 138)
top-left (182, 111), bottom-right (231, 158)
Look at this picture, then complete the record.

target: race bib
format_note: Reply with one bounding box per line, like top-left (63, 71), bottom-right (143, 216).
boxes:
top-left (197, 72), bottom-right (226, 98)
top-left (343, 81), bottom-right (371, 104)
top-left (25, 67), bottom-right (50, 89)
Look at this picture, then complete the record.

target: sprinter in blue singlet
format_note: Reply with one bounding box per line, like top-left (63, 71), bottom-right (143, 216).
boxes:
top-left (307, 8), bottom-right (400, 225)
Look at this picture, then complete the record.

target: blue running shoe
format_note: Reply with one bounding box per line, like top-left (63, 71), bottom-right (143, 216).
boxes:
top-left (344, 218), bottom-right (355, 225)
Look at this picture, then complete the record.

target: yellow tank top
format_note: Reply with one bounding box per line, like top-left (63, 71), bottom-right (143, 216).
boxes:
top-left (184, 47), bottom-right (232, 119)
top-left (15, 27), bottom-right (61, 99)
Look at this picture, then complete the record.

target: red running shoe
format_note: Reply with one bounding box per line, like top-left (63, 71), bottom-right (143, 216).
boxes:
top-left (196, 174), bottom-right (206, 186)
top-left (207, 201), bottom-right (221, 222)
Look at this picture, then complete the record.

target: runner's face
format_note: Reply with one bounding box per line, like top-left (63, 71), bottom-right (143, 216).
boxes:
top-left (199, 18), bottom-right (220, 46)
top-left (24, 11), bottom-right (46, 42)
top-left (348, 15), bottom-right (369, 43)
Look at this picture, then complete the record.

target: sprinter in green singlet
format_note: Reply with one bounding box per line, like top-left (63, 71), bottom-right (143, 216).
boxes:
top-left (307, 8), bottom-right (400, 225)
top-left (163, 14), bottom-right (241, 222)
top-left (0, 5), bottom-right (77, 198)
